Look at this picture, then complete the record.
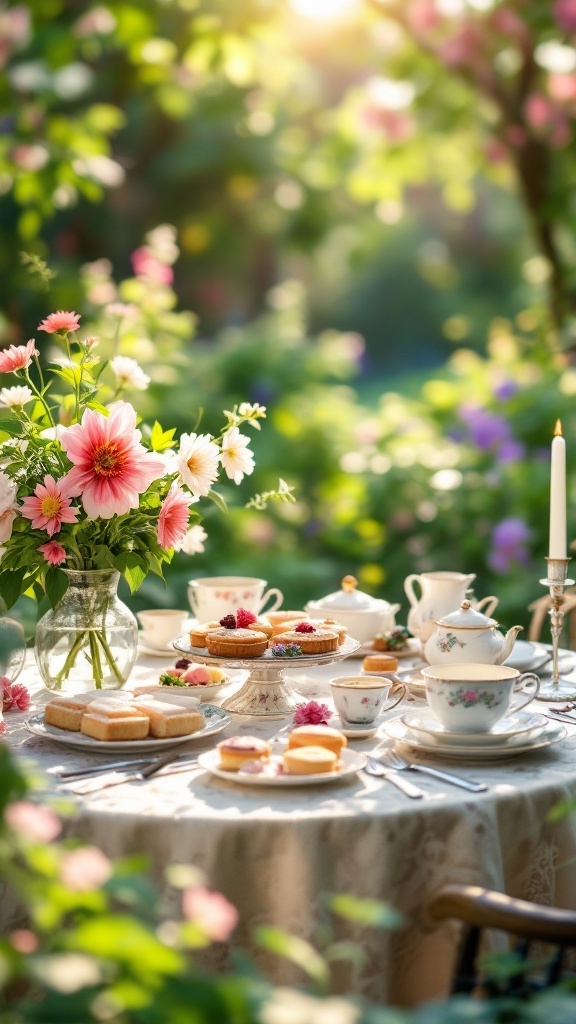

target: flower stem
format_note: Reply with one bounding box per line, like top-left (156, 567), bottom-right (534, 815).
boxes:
top-left (55, 629), bottom-right (87, 688)
top-left (96, 630), bottom-right (123, 683)
top-left (88, 630), bottom-right (104, 689)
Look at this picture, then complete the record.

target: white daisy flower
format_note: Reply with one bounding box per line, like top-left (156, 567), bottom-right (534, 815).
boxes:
top-left (176, 523), bottom-right (208, 554)
top-left (0, 386), bottom-right (33, 408)
top-left (111, 355), bottom-right (150, 391)
top-left (220, 427), bottom-right (255, 485)
top-left (177, 432), bottom-right (220, 497)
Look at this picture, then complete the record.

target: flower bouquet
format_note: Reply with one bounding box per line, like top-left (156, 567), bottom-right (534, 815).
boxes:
top-left (0, 310), bottom-right (266, 690)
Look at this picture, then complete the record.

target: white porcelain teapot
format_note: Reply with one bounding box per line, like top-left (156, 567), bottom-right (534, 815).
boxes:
top-left (305, 575), bottom-right (400, 645)
top-left (423, 600), bottom-right (523, 666)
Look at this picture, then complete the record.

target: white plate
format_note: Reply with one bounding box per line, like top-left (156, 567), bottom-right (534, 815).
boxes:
top-left (355, 636), bottom-right (422, 661)
top-left (197, 746), bottom-right (366, 786)
top-left (381, 715), bottom-right (566, 760)
top-left (399, 709), bottom-right (549, 747)
top-left (504, 640), bottom-right (550, 673)
top-left (25, 705), bottom-right (231, 753)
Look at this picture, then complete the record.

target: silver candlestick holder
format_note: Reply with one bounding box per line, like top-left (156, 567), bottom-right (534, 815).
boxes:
top-left (537, 557), bottom-right (576, 701)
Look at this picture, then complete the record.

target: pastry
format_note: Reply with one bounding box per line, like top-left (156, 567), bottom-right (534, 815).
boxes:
top-left (362, 653), bottom-right (398, 673)
top-left (189, 621), bottom-right (220, 648)
top-left (132, 685), bottom-right (201, 708)
top-left (217, 735), bottom-right (272, 771)
top-left (206, 627), bottom-right (268, 658)
top-left (44, 691), bottom-right (133, 732)
top-left (276, 627), bottom-right (338, 655)
top-left (248, 618), bottom-right (273, 638)
top-left (270, 620), bottom-right (310, 637)
top-left (287, 724), bottom-right (347, 756)
top-left (133, 697), bottom-right (205, 737)
top-left (267, 610), bottom-right (308, 627)
top-left (283, 746), bottom-right (338, 775)
top-left (81, 701), bottom-right (150, 741)
top-left (311, 618), bottom-right (348, 644)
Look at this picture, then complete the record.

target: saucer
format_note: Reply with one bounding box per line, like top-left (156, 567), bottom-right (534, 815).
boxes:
top-left (399, 709), bottom-right (549, 747)
top-left (138, 637), bottom-right (178, 658)
top-left (504, 640), bottom-right (550, 673)
top-left (330, 713), bottom-right (382, 739)
top-left (381, 715), bottom-right (566, 760)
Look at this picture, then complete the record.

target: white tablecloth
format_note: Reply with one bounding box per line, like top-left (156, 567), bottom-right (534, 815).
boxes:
top-left (4, 650), bottom-right (576, 1008)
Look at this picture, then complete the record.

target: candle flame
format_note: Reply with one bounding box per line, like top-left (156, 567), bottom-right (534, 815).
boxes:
top-left (554, 419), bottom-right (563, 437)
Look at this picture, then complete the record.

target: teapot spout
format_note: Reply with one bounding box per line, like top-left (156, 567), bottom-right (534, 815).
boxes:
top-left (497, 625), bottom-right (524, 664)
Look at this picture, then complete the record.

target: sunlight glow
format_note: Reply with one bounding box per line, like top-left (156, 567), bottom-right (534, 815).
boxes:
top-left (291, 0), bottom-right (358, 20)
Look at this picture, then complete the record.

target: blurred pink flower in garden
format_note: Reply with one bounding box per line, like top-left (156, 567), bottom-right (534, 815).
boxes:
top-left (37, 311), bottom-right (81, 334)
top-left (548, 73), bottom-right (576, 102)
top-left (6, 801), bottom-right (61, 843)
top-left (555, 0), bottom-right (576, 33)
top-left (438, 23), bottom-right (482, 69)
top-left (9, 930), bottom-right (38, 954)
top-left (0, 339), bottom-right (38, 374)
top-left (110, 355), bottom-right (150, 391)
top-left (182, 886), bottom-right (239, 942)
top-left (38, 540), bottom-right (67, 566)
top-left (488, 517), bottom-right (531, 574)
top-left (407, 0), bottom-right (441, 34)
top-left (2, 677), bottom-right (31, 712)
top-left (504, 124), bottom-right (528, 148)
top-left (157, 485), bottom-right (194, 549)
top-left (526, 94), bottom-right (555, 130)
top-left (20, 475), bottom-right (79, 536)
top-left (60, 402), bottom-right (165, 519)
top-left (131, 246), bottom-right (173, 285)
top-left (491, 6), bottom-right (529, 42)
top-left (60, 846), bottom-right (112, 891)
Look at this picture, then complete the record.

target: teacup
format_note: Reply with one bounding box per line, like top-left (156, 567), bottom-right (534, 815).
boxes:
top-left (187, 576), bottom-right (283, 622)
top-left (422, 663), bottom-right (540, 734)
top-left (137, 609), bottom-right (189, 649)
top-left (330, 675), bottom-right (406, 725)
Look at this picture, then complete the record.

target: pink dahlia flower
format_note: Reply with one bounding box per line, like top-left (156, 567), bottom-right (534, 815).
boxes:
top-left (20, 475), bottom-right (79, 536)
top-left (37, 310), bottom-right (81, 334)
top-left (157, 485), bottom-right (194, 549)
top-left (59, 402), bottom-right (166, 519)
top-left (182, 886), bottom-right (238, 942)
top-left (38, 540), bottom-right (67, 566)
top-left (2, 677), bottom-right (31, 712)
top-left (0, 339), bottom-right (38, 374)
top-left (293, 701), bottom-right (332, 726)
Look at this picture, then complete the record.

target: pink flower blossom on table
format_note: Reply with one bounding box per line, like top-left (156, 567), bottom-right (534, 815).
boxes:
top-left (182, 886), bottom-right (238, 942)
top-left (60, 846), bottom-right (112, 891)
top-left (5, 801), bottom-right (61, 843)
top-left (157, 485), bottom-right (194, 549)
top-left (2, 677), bottom-right (31, 712)
top-left (0, 339), bottom-right (38, 374)
top-left (20, 475), bottom-right (79, 537)
top-left (293, 701), bottom-right (333, 726)
top-left (131, 246), bottom-right (173, 285)
top-left (38, 540), bottom-right (67, 566)
top-left (59, 401), bottom-right (166, 519)
top-left (37, 310), bottom-right (81, 334)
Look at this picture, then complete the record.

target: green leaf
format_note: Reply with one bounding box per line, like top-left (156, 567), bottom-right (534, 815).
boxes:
top-left (0, 418), bottom-right (20, 433)
top-left (254, 926), bottom-right (328, 990)
top-left (123, 554), bottom-right (148, 594)
top-left (0, 567), bottom-right (27, 609)
top-left (150, 420), bottom-right (177, 452)
top-left (207, 489), bottom-right (228, 514)
top-left (44, 567), bottom-right (69, 610)
top-left (328, 894), bottom-right (402, 930)
top-left (51, 366), bottom-right (82, 388)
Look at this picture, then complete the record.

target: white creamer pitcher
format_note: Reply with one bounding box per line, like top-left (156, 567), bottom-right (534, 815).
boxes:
top-left (404, 571), bottom-right (476, 643)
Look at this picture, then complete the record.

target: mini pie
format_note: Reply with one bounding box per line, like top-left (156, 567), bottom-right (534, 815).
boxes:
top-left (287, 724), bottom-right (347, 756)
top-left (283, 746), bottom-right (338, 775)
top-left (267, 610), bottom-right (308, 627)
top-left (277, 628), bottom-right (338, 655)
top-left (206, 627), bottom-right (268, 658)
top-left (217, 735), bottom-right (271, 771)
top-left (311, 618), bottom-right (348, 644)
top-left (248, 617), bottom-right (274, 638)
top-left (362, 653), bottom-right (398, 673)
top-left (189, 621), bottom-right (220, 648)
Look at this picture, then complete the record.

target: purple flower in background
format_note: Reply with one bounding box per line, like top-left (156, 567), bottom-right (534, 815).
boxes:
top-left (458, 404), bottom-right (523, 464)
top-left (493, 379), bottom-right (518, 401)
top-left (488, 517), bottom-right (532, 574)
top-left (497, 439), bottom-right (526, 464)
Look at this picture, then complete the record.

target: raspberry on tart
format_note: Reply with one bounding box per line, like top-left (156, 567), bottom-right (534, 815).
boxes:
top-left (219, 614), bottom-right (237, 629)
top-left (294, 622), bottom-right (316, 633)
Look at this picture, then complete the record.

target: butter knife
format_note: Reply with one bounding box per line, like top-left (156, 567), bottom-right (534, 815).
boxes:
top-left (67, 751), bottom-right (195, 795)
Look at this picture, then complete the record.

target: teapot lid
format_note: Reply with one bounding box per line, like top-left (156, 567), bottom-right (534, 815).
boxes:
top-left (313, 575), bottom-right (387, 611)
top-left (435, 600), bottom-right (497, 629)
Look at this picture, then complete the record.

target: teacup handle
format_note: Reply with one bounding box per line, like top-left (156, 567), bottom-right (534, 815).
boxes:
top-left (510, 673), bottom-right (540, 713)
top-left (403, 574), bottom-right (421, 609)
top-left (382, 682), bottom-right (406, 713)
top-left (477, 595), bottom-right (499, 616)
top-left (188, 589), bottom-right (200, 618)
top-left (259, 588), bottom-right (283, 615)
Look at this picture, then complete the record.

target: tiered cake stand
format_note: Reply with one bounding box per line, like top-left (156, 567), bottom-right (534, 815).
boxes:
top-left (172, 634), bottom-right (361, 716)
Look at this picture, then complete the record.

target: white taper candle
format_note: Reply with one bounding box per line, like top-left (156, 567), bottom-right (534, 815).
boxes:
top-left (549, 419), bottom-right (567, 560)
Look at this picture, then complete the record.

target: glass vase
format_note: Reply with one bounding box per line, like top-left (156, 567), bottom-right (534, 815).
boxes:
top-left (35, 569), bottom-right (138, 692)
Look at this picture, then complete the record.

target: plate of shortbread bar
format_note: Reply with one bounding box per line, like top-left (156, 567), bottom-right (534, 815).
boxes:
top-left (26, 690), bottom-right (231, 752)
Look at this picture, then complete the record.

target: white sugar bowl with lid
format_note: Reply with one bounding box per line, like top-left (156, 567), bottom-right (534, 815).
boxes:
top-left (423, 600), bottom-right (523, 666)
top-left (305, 575), bottom-right (400, 644)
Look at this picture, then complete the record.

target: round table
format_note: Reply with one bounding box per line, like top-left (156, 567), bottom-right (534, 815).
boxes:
top-left (4, 647), bottom-right (576, 1008)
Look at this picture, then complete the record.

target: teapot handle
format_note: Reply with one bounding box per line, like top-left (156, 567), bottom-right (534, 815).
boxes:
top-left (403, 574), bottom-right (421, 609)
top-left (477, 595), bottom-right (499, 617)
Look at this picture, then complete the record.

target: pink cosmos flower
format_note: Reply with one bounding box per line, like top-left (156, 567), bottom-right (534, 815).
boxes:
top-left (60, 847), bottom-right (112, 891)
top-left (5, 801), bottom-right (61, 843)
top-left (59, 402), bottom-right (165, 519)
top-left (38, 540), bottom-right (67, 566)
top-left (293, 701), bottom-right (333, 726)
top-left (182, 886), bottom-right (239, 942)
top-left (157, 485), bottom-right (194, 549)
top-left (0, 339), bottom-right (38, 374)
top-left (2, 677), bottom-right (31, 712)
top-left (37, 310), bottom-right (81, 334)
top-left (20, 475), bottom-right (79, 537)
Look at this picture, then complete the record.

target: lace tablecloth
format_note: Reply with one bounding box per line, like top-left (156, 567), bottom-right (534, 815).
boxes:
top-left (3, 650), bottom-right (576, 1008)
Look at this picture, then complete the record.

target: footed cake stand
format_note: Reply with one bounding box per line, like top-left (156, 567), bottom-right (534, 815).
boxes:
top-left (172, 634), bottom-right (361, 716)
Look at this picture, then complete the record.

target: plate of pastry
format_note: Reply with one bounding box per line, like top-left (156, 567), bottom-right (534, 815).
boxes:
top-left (198, 725), bottom-right (366, 785)
top-left (25, 692), bottom-right (230, 752)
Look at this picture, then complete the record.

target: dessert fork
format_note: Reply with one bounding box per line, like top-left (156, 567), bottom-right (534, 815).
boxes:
top-left (363, 755), bottom-right (424, 798)
top-left (375, 749), bottom-right (488, 793)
